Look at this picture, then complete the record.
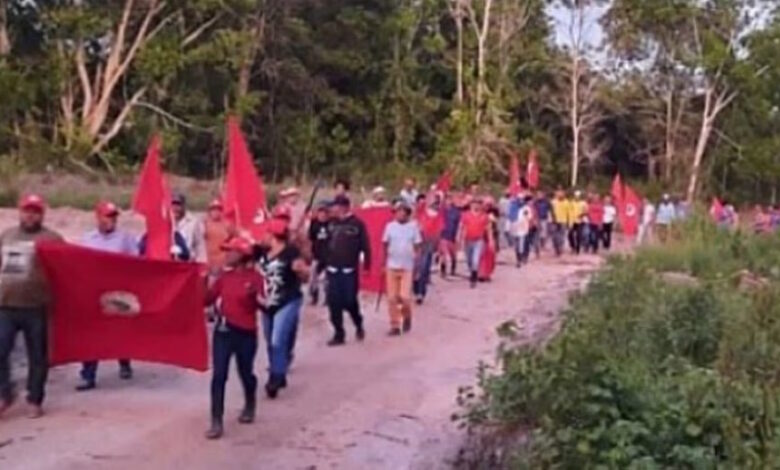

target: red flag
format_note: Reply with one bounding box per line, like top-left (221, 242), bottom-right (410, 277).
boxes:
top-left (710, 197), bottom-right (724, 222)
top-left (526, 148), bottom-right (540, 189)
top-left (37, 242), bottom-right (208, 371)
top-left (355, 207), bottom-right (394, 293)
top-left (435, 170), bottom-right (453, 193)
top-left (508, 153), bottom-right (522, 196)
top-left (621, 184), bottom-right (642, 236)
top-left (132, 135), bottom-right (171, 260)
top-left (223, 117), bottom-right (266, 232)
top-left (611, 174), bottom-right (624, 206)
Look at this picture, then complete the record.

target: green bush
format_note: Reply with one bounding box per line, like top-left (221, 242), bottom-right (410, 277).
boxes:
top-left (456, 222), bottom-right (780, 469)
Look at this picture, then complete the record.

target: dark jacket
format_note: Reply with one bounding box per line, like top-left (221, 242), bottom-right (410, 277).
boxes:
top-left (326, 215), bottom-right (371, 270)
top-left (308, 220), bottom-right (331, 263)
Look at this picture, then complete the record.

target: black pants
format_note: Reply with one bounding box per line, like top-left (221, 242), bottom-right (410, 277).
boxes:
top-left (210, 325), bottom-right (258, 420)
top-left (0, 307), bottom-right (47, 405)
top-left (602, 223), bottom-right (614, 250)
top-left (327, 270), bottom-right (364, 341)
top-left (588, 224), bottom-right (601, 253)
top-left (568, 223), bottom-right (582, 254)
top-left (80, 359), bottom-right (131, 383)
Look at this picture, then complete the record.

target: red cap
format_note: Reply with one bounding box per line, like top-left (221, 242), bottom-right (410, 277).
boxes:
top-left (19, 194), bottom-right (46, 212)
top-left (272, 205), bottom-right (292, 220)
top-left (208, 199), bottom-right (223, 210)
top-left (95, 201), bottom-right (120, 217)
top-left (220, 236), bottom-right (253, 255)
top-left (267, 218), bottom-right (289, 237)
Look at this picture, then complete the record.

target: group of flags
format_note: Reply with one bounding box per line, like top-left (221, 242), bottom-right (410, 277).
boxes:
top-left (509, 149), bottom-right (540, 196)
top-left (37, 117), bottom-right (268, 372)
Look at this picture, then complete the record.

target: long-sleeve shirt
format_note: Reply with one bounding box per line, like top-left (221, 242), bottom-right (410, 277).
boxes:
top-left (326, 215), bottom-right (371, 271)
top-left (176, 213), bottom-right (206, 263)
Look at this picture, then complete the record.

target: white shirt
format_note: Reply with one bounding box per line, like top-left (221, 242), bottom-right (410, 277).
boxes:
top-left (642, 203), bottom-right (656, 225)
top-left (176, 213), bottom-right (206, 262)
top-left (603, 204), bottom-right (617, 224)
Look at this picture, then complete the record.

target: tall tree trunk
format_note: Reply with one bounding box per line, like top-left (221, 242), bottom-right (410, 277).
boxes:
top-left (570, 54), bottom-right (581, 188)
top-left (236, 15), bottom-right (265, 107)
top-left (663, 90), bottom-right (674, 183)
top-left (455, 2), bottom-right (464, 104)
top-left (0, 0), bottom-right (10, 56)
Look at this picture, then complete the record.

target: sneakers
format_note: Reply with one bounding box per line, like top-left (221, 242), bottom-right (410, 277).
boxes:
top-left (205, 418), bottom-right (224, 440)
top-left (387, 328), bottom-right (402, 337)
top-left (402, 317), bottom-right (412, 333)
top-left (75, 380), bottom-right (96, 392)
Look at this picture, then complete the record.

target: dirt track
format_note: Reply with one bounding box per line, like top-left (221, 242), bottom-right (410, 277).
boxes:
top-left (0, 209), bottom-right (604, 469)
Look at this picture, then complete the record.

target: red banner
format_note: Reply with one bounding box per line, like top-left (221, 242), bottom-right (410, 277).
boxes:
top-left (132, 135), bottom-right (171, 260)
top-left (526, 148), bottom-right (540, 189)
top-left (710, 197), bottom-right (724, 222)
top-left (355, 207), bottom-right (394, 293)
top-left (37, 242), bottom-right (208, 371)
top-left (508, 153), bottom-right (521, 196)
top-left (621, 184), bottom-right (642, 236)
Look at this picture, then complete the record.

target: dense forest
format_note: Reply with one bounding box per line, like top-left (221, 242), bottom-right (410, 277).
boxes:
top-left (0, 0), bottom-right (778, 202)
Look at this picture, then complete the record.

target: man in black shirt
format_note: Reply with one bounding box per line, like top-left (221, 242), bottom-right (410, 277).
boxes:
top-left (307, 204), bottom-right (331, 305)
top-left (326, 195), bottom-right (371, 346)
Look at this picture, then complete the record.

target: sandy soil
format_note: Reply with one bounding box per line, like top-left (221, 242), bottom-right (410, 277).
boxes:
top-left (0, 208), bottom-right (605, 470)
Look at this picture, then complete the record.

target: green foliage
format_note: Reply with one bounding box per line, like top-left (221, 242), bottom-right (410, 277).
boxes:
top-left (457, 222), bottom-right (780, 468)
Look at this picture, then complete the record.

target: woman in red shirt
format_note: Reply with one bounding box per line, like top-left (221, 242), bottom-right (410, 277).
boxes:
top-left (204, 237), bottom-right (264, 440)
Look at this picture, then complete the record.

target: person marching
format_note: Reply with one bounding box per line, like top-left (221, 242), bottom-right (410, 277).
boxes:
top-left (586, 194), bottom-right (604, 254)
top-left (383, 201), bottom-right (422, 335)
top-left (0, 195), bottom-right (63, 419)
top-left (602, 195), bottom-right (617, 250)
top-left (171, 192), bottom-right (206, 262)
top-left (325, 195), bottom-right (371, 346)
top-left (414, 195), bottom-right (442, 304)
top-left (204, 236), bottom-right (264, 440)
top-left (255, 219), bottom-right (309, 398)
top-left (458, 198), bottom-right (491, 288)
top-left (550, 189), bottom-right (569, 256)
top-left (478, 199), bottom-right (499, 281)
top-left (568, 191), bottom-right (587, 254)
top-left (439, 193), bottom-right (461, 278)
top-left (533, 190), bottom-right (552, 254)
top-left (76, 201), bottom-right (139, 391)
top-left (307, 203), bottom-right (331, 306)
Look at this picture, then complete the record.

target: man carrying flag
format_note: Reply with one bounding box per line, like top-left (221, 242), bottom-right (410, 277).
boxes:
top-left (0, 195), bottom-right (63, 418)
top-left (75, 201), bottom-right (139, 391)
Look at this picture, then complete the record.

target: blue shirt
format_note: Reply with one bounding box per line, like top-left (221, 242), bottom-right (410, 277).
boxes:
top-left (534, 198), bottom-right (552, 221)
top-left (508, 198), bottom-right (525, 223)
top-left (81, 229), bottom-right (138, 256)
top-left (656, 202), bottom-right (676, 225)
top-left (441, 206), bottom-right (461, 241)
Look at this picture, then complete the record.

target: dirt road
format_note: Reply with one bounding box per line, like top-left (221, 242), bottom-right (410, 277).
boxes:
top-left (0, 210), bottom-right (603, 469)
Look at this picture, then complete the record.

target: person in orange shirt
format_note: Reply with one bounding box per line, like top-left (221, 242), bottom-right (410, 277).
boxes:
top-left (204, 199), bottom-right (230, 272)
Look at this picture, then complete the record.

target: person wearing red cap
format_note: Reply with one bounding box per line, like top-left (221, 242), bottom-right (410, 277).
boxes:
top-left (254, 218), bottom-right (309, 399)
top-left (204, 236), bottom-right (264, 440)
top-left (75, 201), bottom-right (139, 391)
top-left (204, 199), bottom-right (230, 272)
top-left (0, 195), bottom-right (63, 418)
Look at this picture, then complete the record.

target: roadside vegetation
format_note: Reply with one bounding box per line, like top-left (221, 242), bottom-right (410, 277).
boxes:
top-left (456, 217), bottom-right (780, 468)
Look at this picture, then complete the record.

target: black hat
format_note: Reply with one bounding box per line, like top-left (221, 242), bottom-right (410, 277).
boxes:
top-left (332, 195), bottom-right (351, 207)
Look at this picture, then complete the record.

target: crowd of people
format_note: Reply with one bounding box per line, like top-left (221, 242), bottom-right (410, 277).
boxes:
top-left (0, 179), bottom-right (710, 439)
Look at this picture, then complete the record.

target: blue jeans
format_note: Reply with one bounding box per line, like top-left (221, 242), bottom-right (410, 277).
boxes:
top-left (0, 307), bottom-right (48, 405)
top-left (413, 241), bottom-right (435, 299)
top-left (262, 297), bottom-right (303, 377)
top-left (80, 359), bottom-right (131, 384)
top-left (514, 234), bottom-right (527, 263)
top-left (327, 270), bottom-right (363, 340)
top-left (464, 240), bottom-right (484, 273)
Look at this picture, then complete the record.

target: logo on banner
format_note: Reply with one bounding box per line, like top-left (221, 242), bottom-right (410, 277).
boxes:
top-left (100, 291), bottom-right (142, 317)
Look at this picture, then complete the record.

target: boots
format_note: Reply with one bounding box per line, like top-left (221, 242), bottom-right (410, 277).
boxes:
top-left (238, 402), bottom-right (255, 424)
top-left (205, 417), bottom-right (224, 440)
top-left (265, 374), bottom-right (285, 399)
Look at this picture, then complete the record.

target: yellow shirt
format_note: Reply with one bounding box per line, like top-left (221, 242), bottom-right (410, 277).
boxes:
top-left (551, 199), bottom-right (570, 225)
top-left (570, 200), bottom-right (587, 224)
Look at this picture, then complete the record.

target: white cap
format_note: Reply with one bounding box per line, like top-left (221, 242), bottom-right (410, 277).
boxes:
top-left (372, 186), bottom-right (386, 194)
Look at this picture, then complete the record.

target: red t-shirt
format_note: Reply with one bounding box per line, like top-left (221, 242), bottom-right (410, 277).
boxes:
top-left (206, 267), bottom-right (264, 331)
top-left (418, 210), bottom-right (445, 240)
top-left (588, 202), bottom-right (604, 225)
top-left (461, 211), bottom-right (489, 241)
